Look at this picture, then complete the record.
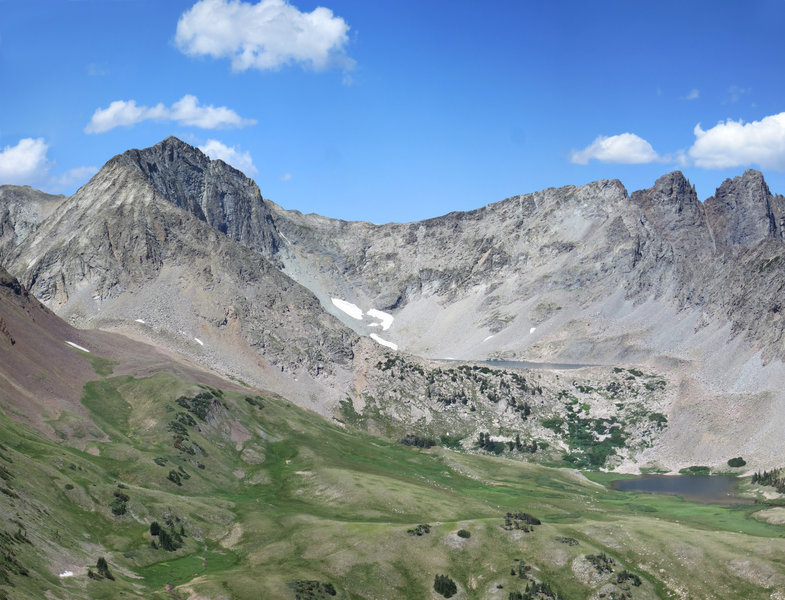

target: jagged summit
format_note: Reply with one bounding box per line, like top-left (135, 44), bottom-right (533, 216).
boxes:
top-left (705, 168), bottom-right (785, 248)
top-left (98, 136), bottom-right (281, 257)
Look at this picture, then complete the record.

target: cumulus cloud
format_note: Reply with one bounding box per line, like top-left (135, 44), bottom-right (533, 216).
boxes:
top-left (85, 95), bottom-right (256, 133)
top-left (175, 0), bottom-right (353, 72)
top-left (198, 139), bottom-right (258, 177)
top-left (686, 88), bottom-right (700, 100)
top-left (0, 138), bottom-right (50, 184)
top-left (688, 112), bottom-right (785, 170)
top-left (569, 133), bottom-right (661, 165)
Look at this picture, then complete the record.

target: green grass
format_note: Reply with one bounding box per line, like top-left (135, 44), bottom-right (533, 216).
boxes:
top-left (3, 366), bottom-right (785, 600)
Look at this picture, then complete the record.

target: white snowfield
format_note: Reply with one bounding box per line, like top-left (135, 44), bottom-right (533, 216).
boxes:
top-left (194, 337), bottom-right (204, 346)
top-left (135, 318), bottom-right (145, 324)
top-left (58, 571), bottom-right (74, 578)
top-left (331, 298), bottom-right (363, 320)
top-left (370, 334), bottom-right (398, 350)
top-left (331, 298), bottom-right (398, 350)
top-left (366, 308), bottom-right (394, 331)
top-left (65, 341), bottom-right (90, 353)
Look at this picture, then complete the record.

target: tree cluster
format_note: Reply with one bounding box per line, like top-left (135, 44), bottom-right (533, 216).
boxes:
top-left (752, 468), bottom-right (785, 492)
top-left (433, 574), bottom-right (457, 598)
top-left (88, 557), bottom-right (114, 581)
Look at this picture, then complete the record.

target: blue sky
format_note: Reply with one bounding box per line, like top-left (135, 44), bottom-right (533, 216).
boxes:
top-left (2, 0), bottom-right (785, 223)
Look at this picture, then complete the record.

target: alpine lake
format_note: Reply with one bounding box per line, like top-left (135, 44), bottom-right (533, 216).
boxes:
top-left (611, 474), bottom-right (753, 504)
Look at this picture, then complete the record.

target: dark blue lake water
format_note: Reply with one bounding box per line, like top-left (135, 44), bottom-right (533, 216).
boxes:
top-left (612, 475), bottom-right (751, 504)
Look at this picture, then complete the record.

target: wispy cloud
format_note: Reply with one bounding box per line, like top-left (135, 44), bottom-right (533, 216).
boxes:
top-left (175, 0), bottom-right (354, 73)
top-left (725, 85), bottom-right (751, 104)
top-left (198, 139), bottom-right (258, 177)
top-left (0, 138), bottom-right (50, 184)
top-left (85, 95), bottom-right (256, 134)
top-left (54, 165), bottom-right (99, 188)
top-left (87, 63), bottom-right (109, 77)
top-left (569, 133), bottom-right (661, 165)
top-left (689, 112), bottom-right (785, 170)
top-left (685, 88), bottom-right (700, 100)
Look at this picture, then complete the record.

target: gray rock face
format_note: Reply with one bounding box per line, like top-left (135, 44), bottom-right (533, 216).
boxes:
top-left (0, 185), bottom-right (65, 264)
top-left (5, 137), bottom-right (785, 468)
top-left (2, 144), bottom-right (365, 412)
top-left (705, 169), bottom-right (785, 248)
top-left (113, 137), bottom-right (281, 259)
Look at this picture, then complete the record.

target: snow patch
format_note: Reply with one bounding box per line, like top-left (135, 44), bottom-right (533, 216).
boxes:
top-left (134, 319), bottom-right (145, 324)
top-left (331, 298), bottom-right (363, 320)
top-left (367, 308), bottom-right (394, 331)
top-left (58, 571), bottom-right (74, 578)
top-left (370, 333), bottom-right (398, 350)
top-left (529, 327), bottom-right (536, 334)
top-left (65, 341), bottom-right (90, 353)
top-left (194, 337), bottom-right (204, 346)
top-left (482, 335), bottom-right (494, 343)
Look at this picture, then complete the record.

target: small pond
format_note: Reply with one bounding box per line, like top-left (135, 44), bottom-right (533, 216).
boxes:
top-left (612, 475), bottom-right (752, 504)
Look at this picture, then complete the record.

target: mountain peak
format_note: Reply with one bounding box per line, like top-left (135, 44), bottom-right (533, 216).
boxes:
top-left (97, 137), bottom-right (280, 256)
top-left (705, 169), bottom-right (783, 248)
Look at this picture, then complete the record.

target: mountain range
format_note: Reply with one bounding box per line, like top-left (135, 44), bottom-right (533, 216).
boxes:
top-left (3, 137), bottom-right (785, 599)
top-left (3, 136), bottom-right (784, 470)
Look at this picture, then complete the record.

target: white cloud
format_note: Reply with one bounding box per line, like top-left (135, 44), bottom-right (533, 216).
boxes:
top-left (54, 165), bottom-right (99, 188)
top-left (686, 88), bottom-right (700, 100)
top-left (281, 172), bottom-right (292, 181)
top-left (198, 139), bottom-right (258, 177)
top-left (688, 112), bottom-right (785, 170)
top-left (170, 95), bottom-right (255, 129)
top-left (175, 0), bottom-right (353, 72)
top-left (85, 95), bottom-right (256, 134)
top-left (0, 138), bottom-right (50, 184)
top-left (569, 133), bottom-right (661, 165)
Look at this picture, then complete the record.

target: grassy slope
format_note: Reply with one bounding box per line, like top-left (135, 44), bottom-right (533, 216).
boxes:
top-left (1, 361), bottom-right (785, 600)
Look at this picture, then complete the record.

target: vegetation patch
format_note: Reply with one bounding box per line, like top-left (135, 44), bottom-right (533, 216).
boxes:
top-left (407, 523), bottom-right (431, 536)
top-left (554, 536), bottom-right (579, 546)
top-left (288, 580), bottom-right (337, 599)
top-left (752, 468), bottom-right (785, 492)
top-left (502, 512), bottom-right (541, 532)
top-left (679, 466), bottom-right (711, 475)
top-left (433, 574), bottom-right (457, 598)
top-left (586, 552), bottom-right (615, 574)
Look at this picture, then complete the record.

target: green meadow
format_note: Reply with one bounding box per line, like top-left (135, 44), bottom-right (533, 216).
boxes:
top-left (1, 366), bottom-right (784, 599)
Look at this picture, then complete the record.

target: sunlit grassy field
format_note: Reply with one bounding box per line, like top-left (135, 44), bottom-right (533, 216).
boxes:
top-left (2, 364), bottom-right (784, 599)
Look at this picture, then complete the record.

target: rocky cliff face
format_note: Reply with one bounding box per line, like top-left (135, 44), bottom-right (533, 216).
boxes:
top-left (704, 169), bottom-right (785, 248)
top-left (0, 185), bottom-right (64, 263)
top-left (4, 137), bottom-right (785, 469)
top-left (111, 137), bottom-right (282, 258)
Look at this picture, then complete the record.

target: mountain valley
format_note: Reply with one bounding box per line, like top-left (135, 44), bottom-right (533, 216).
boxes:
top-left (2, 137), bottom-right (785, 598)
